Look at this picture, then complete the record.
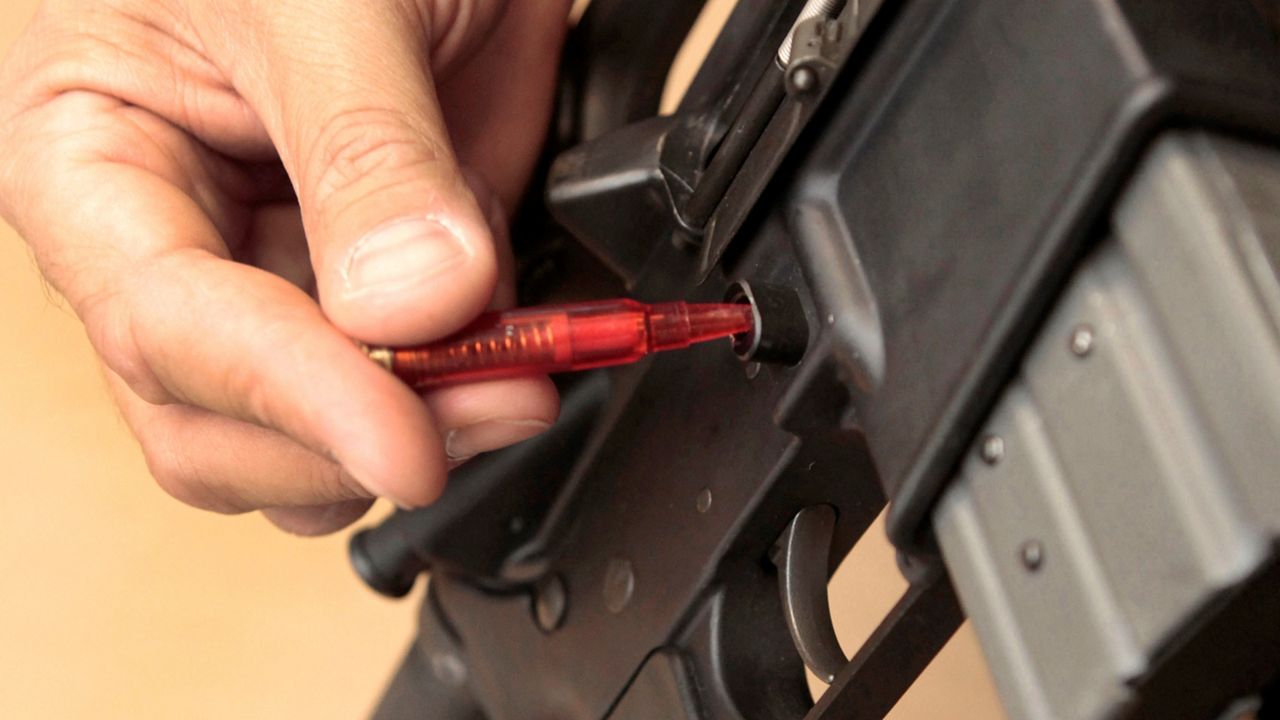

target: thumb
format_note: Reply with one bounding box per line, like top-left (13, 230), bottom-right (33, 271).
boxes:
top-left (235, 2), bottom-right (503, 345)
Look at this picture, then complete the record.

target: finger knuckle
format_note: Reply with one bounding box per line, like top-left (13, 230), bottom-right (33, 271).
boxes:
top-left (0, 95), bottom-right (19, 191)
top-left (416, 0), bottom-right (506, 71)
top-left (223, 353), bottom-right (276, 431)
top-left (225, 310), bottom-right (312, 431)
top-left (137, 424), bottom-right (239, 513)
top-left (139, 438), bottom-right (191, 501)
top-left (79, 284), bottom-right (174, 404)
top-left (301, 463), bottom-right (364, 506)
top-left (306, 106), bottom-right (449, 205)
top-left (6, 4), bottom-right (130, 105)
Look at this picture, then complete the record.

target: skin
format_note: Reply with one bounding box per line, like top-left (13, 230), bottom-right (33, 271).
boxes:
top-left (0, 0), bottom-right (572, 535)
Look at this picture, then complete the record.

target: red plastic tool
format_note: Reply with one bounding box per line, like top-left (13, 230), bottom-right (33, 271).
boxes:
top-left (363, 299), bottom-right (756, 388)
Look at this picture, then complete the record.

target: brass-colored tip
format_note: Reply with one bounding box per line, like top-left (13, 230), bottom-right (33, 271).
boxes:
top-left (361, 344), bottom-right (394, 372)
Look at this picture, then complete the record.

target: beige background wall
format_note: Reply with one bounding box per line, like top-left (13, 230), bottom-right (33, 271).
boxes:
top-left (0, 1), bottom-right (1002, 718)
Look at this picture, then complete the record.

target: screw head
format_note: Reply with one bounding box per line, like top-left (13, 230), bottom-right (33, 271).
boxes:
top-left (696, 488), bottom-right (713, 514)
top-left (1019, 540), bottom-right (1044, 572)
top-left (790, 66), bottom-right (819, 94)
top-left (534, 574), bottom-right (567, 632)
top-left (1070, 324), bottom-right (1095, 357)
top-left (602, 558), bottom-right (635, 614)
top-left (979, 434), bottom-right (1005, 465)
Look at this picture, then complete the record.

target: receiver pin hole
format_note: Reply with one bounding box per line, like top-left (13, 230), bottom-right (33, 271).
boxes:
top-left (724, 281), bottom-right (809, 365)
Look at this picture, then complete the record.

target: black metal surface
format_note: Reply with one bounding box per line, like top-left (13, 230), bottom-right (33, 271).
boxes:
top-left (696, 0), bottom-right (891, 281)
top-left (357, 0), bottom-right (1280, 717)
top-left (372, 586), bottom-right (486, 720)
top-left (777, 0), bottom-right (1280, 549)
top-left (429, 316), bottom-right (819, 717)
top-left (1125, 551), bottom-right (1280, 720)
top-left (773, 505), bottom-right (846, 684)
top-left (1262, 675), bottom-right (1280, 720)
top-left (564, 0), bottom-right (708, 143)
top-left (547, 117), bottom-right (690, 288)
top-left (680, 64), bottom-right (786, 233)
top-left (606, 651), bottom-right (701, 720)
top-left (349, 372), bottom-right (609, 594)
top-left (548, 0), bottom-right (802, 289)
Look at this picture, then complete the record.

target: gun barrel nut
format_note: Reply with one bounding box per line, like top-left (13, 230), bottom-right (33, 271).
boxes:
top-left (725, 281), bottom-right (809, 365)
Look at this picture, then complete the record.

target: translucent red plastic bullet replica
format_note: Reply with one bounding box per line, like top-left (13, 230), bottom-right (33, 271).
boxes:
top-left (363, 299), bottom-right (756, 388)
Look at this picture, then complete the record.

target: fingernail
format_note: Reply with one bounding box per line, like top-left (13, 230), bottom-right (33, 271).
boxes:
top-left (445, 418), bottom-right (552, 460)
top-left (345, 468), bottom-right (423, 509)
top-left (341, 463), bottom-right (439, 510)
top-left (343, 216), bottom-right (471, 297)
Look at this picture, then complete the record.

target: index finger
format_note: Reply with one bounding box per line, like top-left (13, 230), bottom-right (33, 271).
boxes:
top-left (4, 99), bottom-right (450, 507)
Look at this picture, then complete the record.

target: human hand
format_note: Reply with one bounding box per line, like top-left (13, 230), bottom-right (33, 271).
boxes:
top-left (0, 0), bottom-right (569, 534)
